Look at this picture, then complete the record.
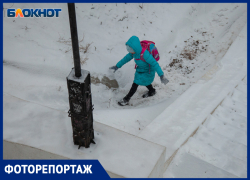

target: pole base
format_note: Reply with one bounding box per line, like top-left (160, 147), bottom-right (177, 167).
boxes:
top-left (67, 68), bottom-right (95, 149)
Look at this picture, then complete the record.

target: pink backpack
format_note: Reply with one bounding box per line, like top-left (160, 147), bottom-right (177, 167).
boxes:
top-left (135, 40), bottom-right (160, 73)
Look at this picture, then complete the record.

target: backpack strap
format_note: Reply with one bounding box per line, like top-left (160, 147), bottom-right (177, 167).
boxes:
top-left (140, 48), bottom-right (151, 74)
top-left (140, 48), bottom-right (147, 61)
top-left (135, 41), bottom-right (156, 74)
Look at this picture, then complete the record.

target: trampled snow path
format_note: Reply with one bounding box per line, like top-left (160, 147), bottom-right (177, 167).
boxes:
top-left (163, 76), bottom-right (247, 178)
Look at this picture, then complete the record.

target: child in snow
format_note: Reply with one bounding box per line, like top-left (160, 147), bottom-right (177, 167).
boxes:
top-left (110, 36), bottom-right (169, 106)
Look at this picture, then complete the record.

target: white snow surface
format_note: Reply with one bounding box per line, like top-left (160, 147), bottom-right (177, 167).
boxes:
top-left (163, 76), bottom-right (247, 178)
top-left (3, 3), bottom-right (247, 178)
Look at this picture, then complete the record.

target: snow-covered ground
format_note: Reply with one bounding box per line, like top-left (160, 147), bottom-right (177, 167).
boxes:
top-left (3, 3), bottom-right (247, 178)
top-left (163, 76), bottom-right (247, 178)
top-left (140, 23), bottom-right (247, 177)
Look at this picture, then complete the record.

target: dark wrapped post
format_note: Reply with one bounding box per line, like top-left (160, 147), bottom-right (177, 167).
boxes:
top-left (66, 3), bottom-right (95, 149)
top-left (67, 3), bottom-right (81, 77)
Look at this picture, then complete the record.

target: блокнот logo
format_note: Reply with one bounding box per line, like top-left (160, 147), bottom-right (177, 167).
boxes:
top-left (7, 8), bottom-right (61, 17)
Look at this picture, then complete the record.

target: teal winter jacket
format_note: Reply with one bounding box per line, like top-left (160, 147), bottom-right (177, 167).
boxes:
top-left (116, 36), bottom-right (164, 86)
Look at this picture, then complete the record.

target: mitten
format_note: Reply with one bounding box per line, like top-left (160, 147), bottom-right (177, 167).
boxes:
top-left (160, 75), bottom-right (169, 85)
top-left (109, 65), bottom-right (118, 72)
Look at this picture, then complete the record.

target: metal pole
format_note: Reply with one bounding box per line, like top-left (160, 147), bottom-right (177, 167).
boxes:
top-left (67, 3), bottom-right (81, 77)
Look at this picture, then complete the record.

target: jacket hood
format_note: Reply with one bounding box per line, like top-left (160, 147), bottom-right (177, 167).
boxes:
top-left (125, 36), bottom-right (142, 59)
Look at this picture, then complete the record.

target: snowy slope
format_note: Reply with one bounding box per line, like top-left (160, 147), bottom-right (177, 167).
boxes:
top-left (138, 23), bottom-right (246, 171)
top-left (3, 3), bottom-right (247, 178)
top-left (163, 76), bottom-right (247, 178)
top-left (3, 3), bottom-right (247, 135)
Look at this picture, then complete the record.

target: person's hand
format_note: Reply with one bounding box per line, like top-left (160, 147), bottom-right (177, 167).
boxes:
top-left (160, 75), bottom-right (169, 85)
top-left (109, 66), bottom-right (118, 72)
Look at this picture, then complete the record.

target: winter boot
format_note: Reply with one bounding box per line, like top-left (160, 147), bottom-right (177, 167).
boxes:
top-left (142, 90), bottom-right (156, 98)
top-left (118, 97), bottom-right (130, 106)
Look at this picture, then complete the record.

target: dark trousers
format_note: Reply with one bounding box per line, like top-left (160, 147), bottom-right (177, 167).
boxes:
top-left (124, 83), bottom-right (155, 101)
